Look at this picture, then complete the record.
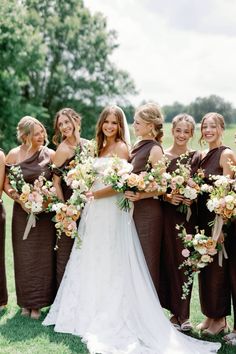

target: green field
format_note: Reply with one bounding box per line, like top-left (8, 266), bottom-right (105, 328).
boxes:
top-left (0, 125), bottom-right (236, 353)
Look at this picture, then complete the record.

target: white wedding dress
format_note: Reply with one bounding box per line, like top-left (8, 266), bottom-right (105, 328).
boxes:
top-left (43, 158), bottom-right (220, 354)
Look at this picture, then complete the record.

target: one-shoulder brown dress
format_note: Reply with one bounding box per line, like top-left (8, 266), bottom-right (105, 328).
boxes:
top-left (7, 147), bottom-right (56, 309)
top-left (53, 156), bottom-right (75, 288)
top-left (228, 220), bottom-right (236, 329)
top-left (159, 151), bottom-right (201, 321)
top-left (0, 201), bottom-right (7, 306)
top-left (198, 146), bottom-right (231, 318)
top-left (129, 140), bottom-right (163, 292)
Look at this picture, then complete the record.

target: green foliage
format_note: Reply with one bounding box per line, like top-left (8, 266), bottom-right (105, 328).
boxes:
top-left (163, 95), bottom-right (236, 124)
top-left (188, 95), bottom-right (235, 123)
top-left (0, 0), bottom-right (136, 151)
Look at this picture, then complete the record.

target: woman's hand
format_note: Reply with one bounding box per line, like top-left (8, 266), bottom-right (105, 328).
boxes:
top-left (165, 193), bottom-right (184, 206)
top-left (85, 191), bottom-right (94, 200)
top-left (124, 191), bottom-right (141, 202)
top-left (182, 198), bottom-right (193, 207)
top-left (8, 188), bottom-right (20, 201)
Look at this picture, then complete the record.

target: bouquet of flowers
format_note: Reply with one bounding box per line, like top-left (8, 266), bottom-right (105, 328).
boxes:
top-left (49, 147), bottom-right (97, 246)
top-left (177, 224), bottom-right (219, 299)
top-left (8, 166), bottom-right (57, 239)
top-left (206, 175), bottom-right (236, 220)
top-left (167, 154), bottom-right (205, 219)
top-left (64, 139), bottom-right (97, 172)
top-left (102, 157), bottom-right (168, 211)
top-left (51, 202), bottom-right (82, 249)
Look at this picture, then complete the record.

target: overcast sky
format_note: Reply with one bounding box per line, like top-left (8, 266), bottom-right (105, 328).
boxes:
top-left (84, 0), bottom-right (236, 107)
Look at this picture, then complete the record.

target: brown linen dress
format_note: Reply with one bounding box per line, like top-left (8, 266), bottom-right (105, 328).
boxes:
top-left (159, 151), bottom-right (201, 321)
top-left (53, 156), bottom-right (75, 288)
top-left (228, 220), bottom-right (236, 329)
top-left (0, 201), bottom-right (7, 306)
top-left (198, 146), bottom-right (231, 318)
top-left (129, 140), bottom-right (163, 292)
top-left (7, 147), bottom-right (56, 309)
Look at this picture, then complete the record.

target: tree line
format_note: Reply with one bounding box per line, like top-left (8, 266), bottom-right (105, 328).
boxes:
top-left (1, 0), bottom-right (235, 151)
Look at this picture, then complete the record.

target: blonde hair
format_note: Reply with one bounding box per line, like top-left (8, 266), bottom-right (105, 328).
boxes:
top-left (135, 102), bottom-right (164, 142)
top-left (52, 108), bottom-right (81, 146)
top-left (172, 113), bottom-right (195, 135)
top-left (96, 105), bottom-right (127, 156)
top-left (17, 116), bottom-right (48, 149)
top-left (199, 112), bottom-right (225, 146)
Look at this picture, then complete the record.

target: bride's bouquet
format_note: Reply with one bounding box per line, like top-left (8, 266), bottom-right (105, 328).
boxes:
top-left (8, 166), bottom-right (57, 239)
top-left (177, 224), bottom-right (219, 300)
top-left (103, 157), bottom-right (168, 211)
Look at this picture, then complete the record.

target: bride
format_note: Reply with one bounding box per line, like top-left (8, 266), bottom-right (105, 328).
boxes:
top-left (43, 105), bottom-right (220, 354)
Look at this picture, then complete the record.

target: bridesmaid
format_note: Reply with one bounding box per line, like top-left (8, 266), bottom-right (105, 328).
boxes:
top-left (125, 102), bottom-right (164, 292)
top-left (223, 132), bottom-right (236, 346)
top-left (197, 112), bottom-right (236, 335)
top-left (159, 114), bottom-right (200, 332)
top-left (52, 108), bottom-right (88, 288)
top-left (0, 149), bottom-right (7, 310)
top-left (5, 116), bottom-right (56, 319)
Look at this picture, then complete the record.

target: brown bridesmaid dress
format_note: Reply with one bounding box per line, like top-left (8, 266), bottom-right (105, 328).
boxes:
top-left (129, 140), bottom-right (163, 292)
top-left (198, 146), bottom-right (231, 318)
top-left (159, 151), bottom-right (201, 321)
top-left (0, 201), bottom-right (7, 306)
top-left (53, 156), bottom-right (75, 288)
top-left (228, 220), bottom-right (236, 329)
top-left (7, 147), bottom-right (56, 309)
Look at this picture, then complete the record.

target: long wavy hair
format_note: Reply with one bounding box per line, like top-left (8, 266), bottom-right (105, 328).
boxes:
top-left (52, 108), bottom-right (81, 146)
top-left (96, 106), bottom-right (127, 156)
top-left (199, 112), bottom-right (225, 146)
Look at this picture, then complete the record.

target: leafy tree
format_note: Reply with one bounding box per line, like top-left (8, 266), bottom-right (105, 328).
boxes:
top-left (162, 102), bottom-right (187, 122)
top-left (0, 0), bottom-right (136, 150)
top-left (188, 95), bottom-right (235, 124)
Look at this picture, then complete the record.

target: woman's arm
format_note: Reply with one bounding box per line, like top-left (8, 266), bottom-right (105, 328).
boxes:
top-left (220, 148), bottom-right (236, 177)
top-left (52, 145), bottom-right (70, 202)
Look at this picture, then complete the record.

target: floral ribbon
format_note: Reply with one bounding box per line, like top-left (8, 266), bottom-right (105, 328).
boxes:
top-left (186, 206), bottom-right (192, 222)
top-left (211, 215), bottom-right (228, 267)
top-left (23, 212), bottom-right (36, 240)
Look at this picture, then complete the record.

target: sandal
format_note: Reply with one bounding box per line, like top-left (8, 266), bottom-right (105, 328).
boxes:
top-left (223, 332), bottom-right (236, 342)
top-left (21, 308), bottom-right (30, 317)
top-left (30, 309), bottom-right (41, 320)
top-left (226, 338), bottom-right (236, 346)
top-left (170, 315), bottom-right (181, 331)
top-left (180, 320), bottom-right (193, 332)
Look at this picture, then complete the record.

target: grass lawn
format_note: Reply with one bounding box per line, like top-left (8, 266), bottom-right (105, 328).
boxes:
top-left (0, 125), bottom-right (236, 353)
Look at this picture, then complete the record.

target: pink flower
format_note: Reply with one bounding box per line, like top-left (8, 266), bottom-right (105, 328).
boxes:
top-left (185, 234), bottom-right (193, 241)
top-left (182, 249), bottom-right (190, 258)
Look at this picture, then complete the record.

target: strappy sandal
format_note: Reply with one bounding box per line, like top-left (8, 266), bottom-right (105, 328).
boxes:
top-left (223, 332), bottom-right (236, 342)
top-left (180, 320), bottom-right (193, 332)
top-left (170, 315), bottom-right (181, 331)
top-left (226, 338), bottom-right (236, 346)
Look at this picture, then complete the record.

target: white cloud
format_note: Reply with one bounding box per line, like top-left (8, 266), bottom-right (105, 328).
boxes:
top-left (85, 0), bottom-right (236, 106)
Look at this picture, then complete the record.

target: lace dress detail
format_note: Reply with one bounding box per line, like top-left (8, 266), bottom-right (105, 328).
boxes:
top-left (43, 158), bottom-right (220, 354)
